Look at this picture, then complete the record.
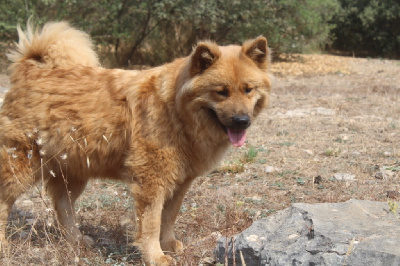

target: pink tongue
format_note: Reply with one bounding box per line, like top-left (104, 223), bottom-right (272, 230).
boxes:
top-left (227, 129), bottom-right (247, 147)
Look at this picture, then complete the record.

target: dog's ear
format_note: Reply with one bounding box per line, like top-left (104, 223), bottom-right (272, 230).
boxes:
top-left (242, 36), bottom-right (269, 70)
top-left (190, 42), bottom-right (221, 76)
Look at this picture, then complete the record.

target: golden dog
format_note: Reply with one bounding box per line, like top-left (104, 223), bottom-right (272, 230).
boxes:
top-left (0, 22), bottom-right (271, 264)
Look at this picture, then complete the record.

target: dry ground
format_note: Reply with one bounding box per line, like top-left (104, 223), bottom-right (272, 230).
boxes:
top-left (0, 54), bottom-right (399, 265)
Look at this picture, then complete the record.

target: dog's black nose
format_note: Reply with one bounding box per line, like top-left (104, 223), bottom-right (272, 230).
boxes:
top-left (231, 115), bottom-right (251, 129)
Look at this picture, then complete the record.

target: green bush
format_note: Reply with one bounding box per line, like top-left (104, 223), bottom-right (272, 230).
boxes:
top-left (227, 0), bottom-right (339, 55)
top-left (0, 0), bottom-right (340, 67)
top-left (332, 0), bottom-right (400, 58)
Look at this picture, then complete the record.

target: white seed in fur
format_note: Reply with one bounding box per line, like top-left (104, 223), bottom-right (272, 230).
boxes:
top-left (27, 150), bottom-right (33, 159)
top-left (7, 147), bottom-right (16, 154)
top-left (36, 138), bottom-right (43, 145)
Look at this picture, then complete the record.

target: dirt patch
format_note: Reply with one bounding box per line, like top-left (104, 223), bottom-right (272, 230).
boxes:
top-left (271, 53), bottom-right (352, 77)
top-left (1, 55), bottom-right (400, 265)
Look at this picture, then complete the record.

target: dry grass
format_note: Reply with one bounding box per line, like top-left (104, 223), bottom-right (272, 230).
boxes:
top-left (1, 54), bottom-right (400, 265)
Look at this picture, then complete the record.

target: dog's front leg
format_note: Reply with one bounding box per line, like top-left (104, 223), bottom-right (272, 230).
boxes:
top-left (132, 183), bottom-right (175, 265)
top-left (160, 178), bottom-right (193, 254)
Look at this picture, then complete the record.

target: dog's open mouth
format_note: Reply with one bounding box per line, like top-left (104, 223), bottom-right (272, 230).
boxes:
top-left (207, 108), bottom-right (247, 147)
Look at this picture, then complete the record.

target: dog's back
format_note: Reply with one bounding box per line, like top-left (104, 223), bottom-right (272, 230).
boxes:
top-left (1, 20), bottom-right (131, 172)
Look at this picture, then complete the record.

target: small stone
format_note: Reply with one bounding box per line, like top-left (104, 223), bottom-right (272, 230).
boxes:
top-left (303, 149), bottom-right (314, 155)
top-left (81, 235), bottom-right (95, 247)
top-left (333, 173), bottom-right (356, 181)
top-left (265, 166), bottom-right (279, 173)
top-left (246, 235), bottom-right (259, 242)
top-left (26, 219), bottom-right (36, 225)
top-left (374, 172), bottom-right (386, 180)
top-left (383, 151), bottom-right (391, 157)
top-left (251, 195), bottom-right (262, 201)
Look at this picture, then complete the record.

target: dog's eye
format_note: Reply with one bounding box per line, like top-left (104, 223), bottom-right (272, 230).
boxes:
top-left (245, 87), bottom-right (253, 94)
top-left (216, 88), bottom-right (229, 97)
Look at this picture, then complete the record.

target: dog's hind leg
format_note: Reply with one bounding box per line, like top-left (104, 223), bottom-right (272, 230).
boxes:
top-left (0, 190), bottom-right (14, 251)
top-left (0, 200), bottom-right (12, 251)
top-left (46, 177), bottom-right (92, 246)
top-left (160, 179), bottom-right (192, 254)
top-left (0, 145), bottom-right (36, 250)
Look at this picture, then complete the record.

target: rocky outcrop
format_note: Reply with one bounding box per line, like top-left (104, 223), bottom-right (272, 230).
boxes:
top-left (215, 199), bottom-right (400, 265)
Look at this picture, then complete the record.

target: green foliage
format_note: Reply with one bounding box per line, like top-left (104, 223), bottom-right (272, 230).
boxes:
top-left (332, 0), bottom-right (400, 58)
top-left (0, 0), bottom-right (340, 66)
top-left (388, 201), bottom-right (399, 220)
top-left (229, 0), bottom-right (339, 55)
top-left (325, 148), bottom-right (341, 157)
top-left (242, 146), bottom-right (259, 164)
top-left (296, 177), bottom-right (305, 185)
top-left (0, 0), bottom-right (30, 40)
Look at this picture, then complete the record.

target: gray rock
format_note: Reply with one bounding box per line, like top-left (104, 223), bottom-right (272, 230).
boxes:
top-left (215, 199), bottom-right (400, 266)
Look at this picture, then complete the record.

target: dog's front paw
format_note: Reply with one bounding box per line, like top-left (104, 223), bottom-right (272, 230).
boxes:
top-left (161, 239), bottom-right (183, 253)
top-left (151, 254), bottom-right (176, 265)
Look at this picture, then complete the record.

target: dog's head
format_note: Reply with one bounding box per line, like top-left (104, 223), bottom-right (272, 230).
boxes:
top-left (176, 37), bottom-right (271, 147)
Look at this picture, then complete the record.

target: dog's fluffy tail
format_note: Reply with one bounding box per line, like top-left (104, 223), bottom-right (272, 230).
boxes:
top-left (8, 21), bottom-right (100, 69)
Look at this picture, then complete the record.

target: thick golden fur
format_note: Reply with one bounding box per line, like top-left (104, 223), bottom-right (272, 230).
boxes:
top-left (0, 22), bottom-right (271, 264)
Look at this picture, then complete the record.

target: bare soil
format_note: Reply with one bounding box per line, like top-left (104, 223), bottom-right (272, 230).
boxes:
top-left (1, 54), bottom-right (399, 265)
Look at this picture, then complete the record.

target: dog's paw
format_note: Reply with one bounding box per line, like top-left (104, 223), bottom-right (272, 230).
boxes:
top-left (161, 239), bottom-right (183, 253)
top-left (151, 254), bottom-right (176, 265)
